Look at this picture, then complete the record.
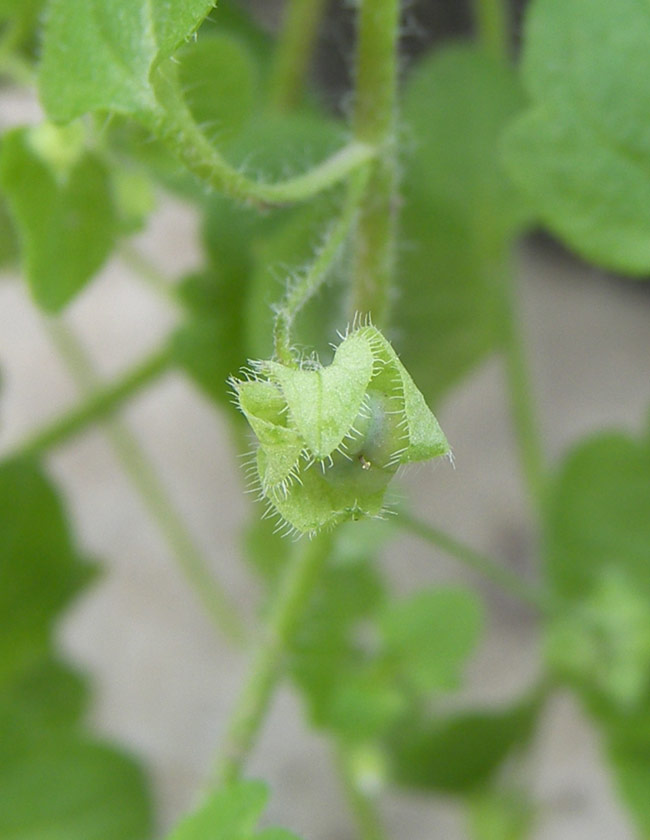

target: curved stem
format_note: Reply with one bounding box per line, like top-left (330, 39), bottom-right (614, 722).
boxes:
top-left (215, 531), bottom-right (333, 785)
top-left (350, 0), bottom-right (401, 325)
top-left (473, 0), bottom-right (510, 62)
top-left (273, 165), bottom-right (370, 364)
top-left (268, 0), bottom-right (328, 112)
top-left (399, 512), bottom-right (552, 612)
top-left (148, 97), bottom-right (374, 209)
top-left (43, 319), bottom-right (244, 643)
top-left (7, 345), bottom-right (171, 461)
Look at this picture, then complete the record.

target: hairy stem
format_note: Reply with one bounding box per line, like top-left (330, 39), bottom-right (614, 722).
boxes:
top-left (148, 88), bottom-right (374, 208)
top-left (337, 746), bottom-right (387, 840)
top-left (8, 346), bottom-right (171, 461)
top-left (215, 531), bottom-right (333, 785)
top-left (350, 0), bottom-right (401, 324)
top-left (44, 319), bottom-right (244, 643)
top-left (268, 0), bottom-right (328, 112)
top-left (473, 0), bottom-right (510, 62)
top-left (273, 165), bottom-right (370, 364)
top-left (399, 513), bottom-right (552, 612)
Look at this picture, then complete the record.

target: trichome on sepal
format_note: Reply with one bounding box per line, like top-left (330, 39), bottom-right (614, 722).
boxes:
top-left (230, 321), bottom-right (450, 537)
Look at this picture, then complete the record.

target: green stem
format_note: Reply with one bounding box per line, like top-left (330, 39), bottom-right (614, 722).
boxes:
top-left (9, 346), bottom-right (171, 461)
top-left (148, 92), bottom-right (374, 208)
top-left (273, 165), bottom-right (370, 364)
top-left (337, 746), bottom-right (387, 840)
top-left (44, 320), bottom-right (244, 644)
top-left (268, 0), bottom-right (328, 112)
top-left (399, 512), bottom-right (551, 612)
top-left (501, 269), bottom-right (547, 512)
top-left (473, 0), bottom-right (510, 62)
top-left (350, 0), bottom-right (401, 325)
top-left (215, 531), bottom-right (333, 785)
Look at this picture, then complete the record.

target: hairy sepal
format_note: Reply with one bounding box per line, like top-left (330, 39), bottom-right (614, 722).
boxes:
top-left (232, 325), bottom-right (450, 536)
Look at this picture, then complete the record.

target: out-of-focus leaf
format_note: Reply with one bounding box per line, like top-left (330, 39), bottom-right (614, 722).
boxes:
top-left (0, 658), bottom-right (88, 738)
top-left (396, 44), bottom-right (530, 405)
top-left (0, 735), bottom-right (153, 840)
top-left (545, 429), bottom-right (650, 602)
top-left (165, 780), bottom-right (301, 840)
top-left (39, 0), bottom-right (214, 121)
top-left (0, 459), bottom-right (95, 687)
top-left (0, 193), bottom-right (18, 269)
top-left (468, 788), bottom-right (535, 840)
top-left (545, 568), bottom-right (650, 711)
top-left (503, 0), bottom-right (650, 274)
top-left (381, 587), bottom-right (483, 696)
top-left (177, 32), bottom-right (258, 147)
top-left (389, 699), bottom-right (539, 793)
top-left (0, 125), bottom-right (119, 310)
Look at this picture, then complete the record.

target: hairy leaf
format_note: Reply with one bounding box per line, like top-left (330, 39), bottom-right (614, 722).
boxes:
top-left (39, 0), bottom-right (214, 121)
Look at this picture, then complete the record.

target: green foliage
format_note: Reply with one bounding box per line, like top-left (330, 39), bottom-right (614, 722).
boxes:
top-left (0, 459), bottom-right (153, 839)
top-left (166, 780), bottom-right (301, 840)
top-left (397, 45), bottom-right (530, 404)
top-left (0, 124), bottom-right (119, 310)
top-left (39, 0), bottom-right (214, 121)
top-left (468, 789), bottom-right (535, 840)
top-left (388, 699), bottom-right (539, 793)
top-left (381, 588), bottom-right (483, 696)
top-left (0, 459), bottom-right (94, 685)
top-left (503, 0), bottom-right (650, 274)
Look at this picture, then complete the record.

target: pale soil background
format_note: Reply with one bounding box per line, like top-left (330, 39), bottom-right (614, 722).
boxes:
top-left (2, 22), bottom-right (650, 839)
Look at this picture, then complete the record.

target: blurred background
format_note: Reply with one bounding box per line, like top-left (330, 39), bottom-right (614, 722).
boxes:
top-left (1, 1), bottom-right (649, 838)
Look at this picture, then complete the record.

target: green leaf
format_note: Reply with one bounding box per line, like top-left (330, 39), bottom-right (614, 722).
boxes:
top-left (389, 699), bottom-right (539, 793)
top-left (606, 739), bottom-right (650, 839)
top-left (0, 459), bottom-right (95, 687)
top-left (177, 32), bottom-right (258, 147)
top-left (467, 788), bottom-right (535, 840)
top-left (0, 125), bottom-right (119, 311)
top-left (0, 735), bottom-right (153, 840)
top-left (545, 428), bottom-right (650, 602)
top-left (503, 0), bottom-right (650, 274)
top-left (39, 0), bottom-right (214, 122)
top-left (166, 780), bottom-right (301, 840)
top-left (396, 44), bottom-right (529, 404)
top-left (0, 659), bottom-right (88, 738)
top-left (381, 588), bottom-right (483, 696)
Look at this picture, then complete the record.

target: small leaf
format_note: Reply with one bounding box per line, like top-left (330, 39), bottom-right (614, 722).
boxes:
top-left (0, 125), bottom-right (119, 310)
top-left (503, 0), bottom-right (650, 274)
top-left (467, 788), bottom-right (536, 840)
top-left (165, 780), bottom-right (301, 840)
top-left (381, 588), bottom-right (483, 696)
top-left (545, 428), bottom-right (650, 602)
top-left (39, 0), bottom-right (214, 121)
top-left (0, 459), bottom-right (94, 687)
top-left (389, 699), bottom-right (539, 793)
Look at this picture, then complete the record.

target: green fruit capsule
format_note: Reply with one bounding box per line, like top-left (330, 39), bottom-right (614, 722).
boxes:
top-left (231, 324), bottom-right (450, 536)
